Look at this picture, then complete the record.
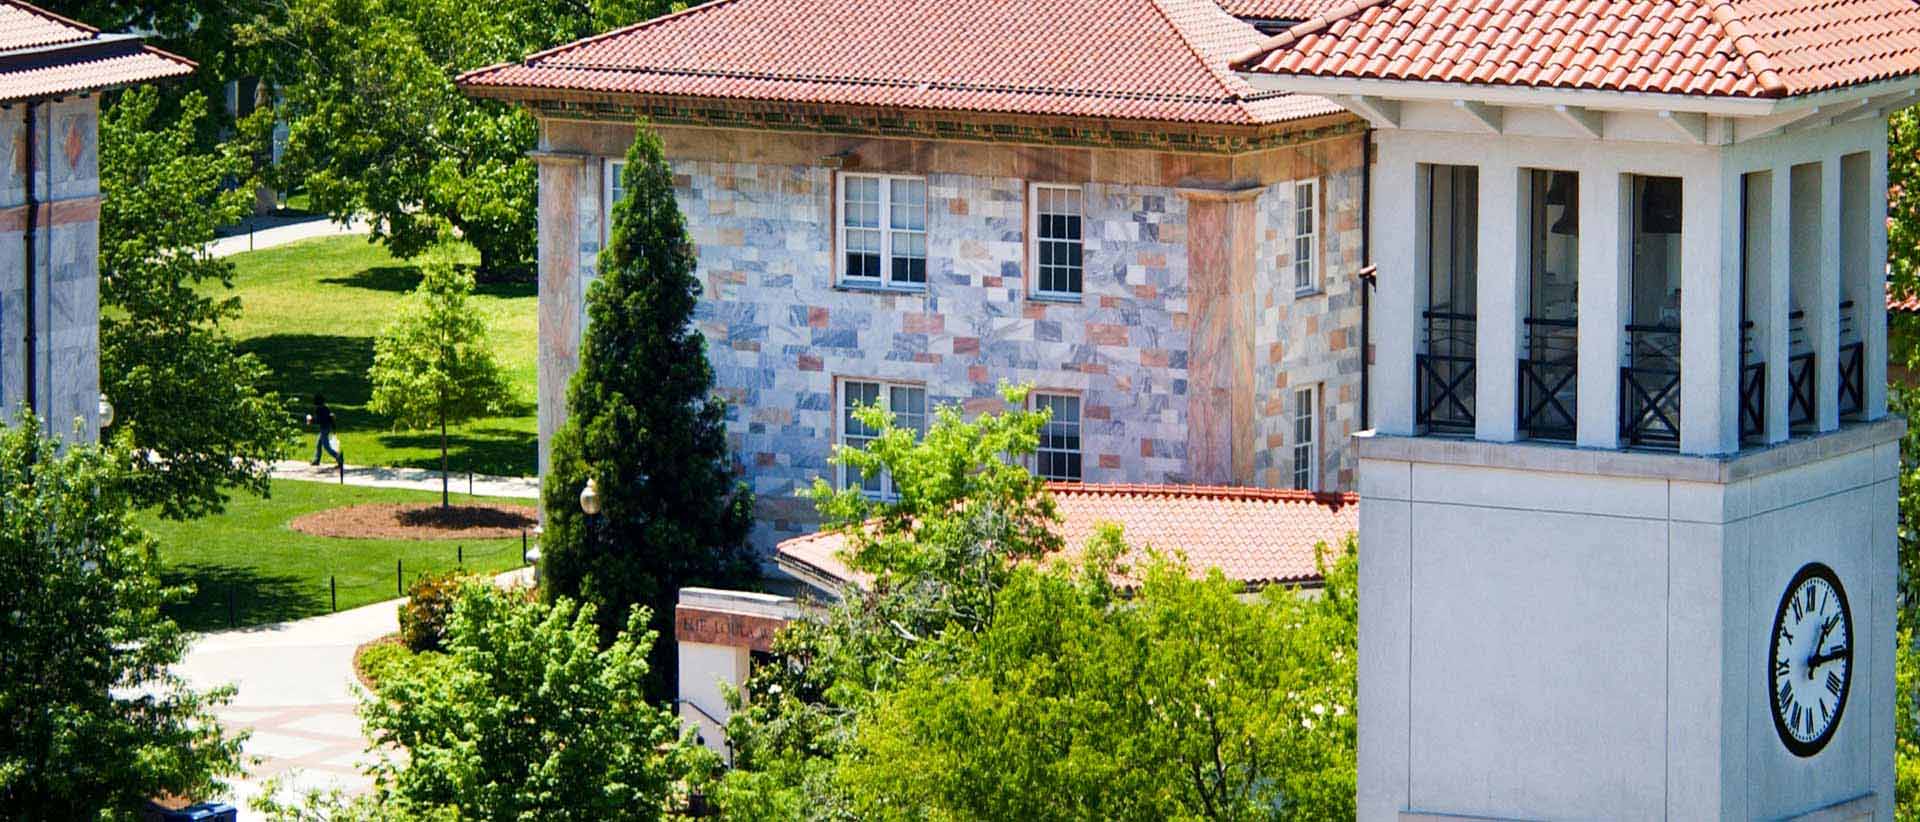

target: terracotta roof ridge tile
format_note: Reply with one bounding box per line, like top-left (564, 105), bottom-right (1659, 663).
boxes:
top-left (1231, 0), bottom-right (1393, 68)
top-left (519, 0), bottom-right (748, 67)
top-left (1146, 0), bottom-right (1258, 111)
top-left (1043, 481), bottom-right (1359, 506)
top-left (1699, 0), bottom-right (1790, 96)
top-left (513, 61), bottom-right (1267, 106)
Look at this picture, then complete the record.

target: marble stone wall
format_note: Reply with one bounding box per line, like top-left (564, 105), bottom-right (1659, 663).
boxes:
top-left (0, 96), bottom-right (102, 443)
top-left (535, 121), bottom-right (1367, 551)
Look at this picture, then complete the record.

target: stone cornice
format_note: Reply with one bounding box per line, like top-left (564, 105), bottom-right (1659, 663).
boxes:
top-left (516, 93), bottom-right (1365, 155)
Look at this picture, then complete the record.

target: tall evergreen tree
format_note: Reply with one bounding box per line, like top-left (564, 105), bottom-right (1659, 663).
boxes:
top-left (540, 122), bottom-right (756, 698)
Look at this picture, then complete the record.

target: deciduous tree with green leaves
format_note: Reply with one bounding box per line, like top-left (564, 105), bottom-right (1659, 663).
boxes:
top-left (100, 86), bottom-right (295, 521)
top-left (541, 123), bottom-right (755, 700)
top-left (366, 261), bottom-right (514, 508)
top-left (715, 390), bottom-right (1359, 819)
top-left (247, 0), bottom-right (671, 275)
top-left (0, 416), bottom-right (244, 817)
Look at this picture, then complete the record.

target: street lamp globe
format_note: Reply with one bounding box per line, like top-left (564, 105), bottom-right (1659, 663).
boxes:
top-left (579, 478), bottom-right (601, 516)
top-left (97, 394), bottom-right (114, 429)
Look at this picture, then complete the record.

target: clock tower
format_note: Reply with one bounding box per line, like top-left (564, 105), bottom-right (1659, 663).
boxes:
top-left (1238, 3), bottom-right (1916, 819)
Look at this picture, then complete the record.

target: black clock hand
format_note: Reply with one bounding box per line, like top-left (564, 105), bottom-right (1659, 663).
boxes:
top-left (1808, 645), bottom-right (1850, 670)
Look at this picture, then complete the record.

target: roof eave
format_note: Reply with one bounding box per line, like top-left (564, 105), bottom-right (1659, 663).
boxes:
top-left (1236, 71), bottom-right (1920, 120)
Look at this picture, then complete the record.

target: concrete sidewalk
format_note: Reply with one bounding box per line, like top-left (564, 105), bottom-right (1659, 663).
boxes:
top-left (208, 215), bottom-right (369, 258)
top-left (271, 459), bottom-right (539, 500)
top-left (177, 566), bottom-right (536, 815)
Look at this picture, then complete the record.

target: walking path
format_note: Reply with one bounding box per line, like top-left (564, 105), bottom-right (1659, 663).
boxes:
top-left (271, 459), bottom-right (539, 499)
top-left (208, 214), bottom-right (370, 259)
top-left (176, 567), bottom-right (536, 816)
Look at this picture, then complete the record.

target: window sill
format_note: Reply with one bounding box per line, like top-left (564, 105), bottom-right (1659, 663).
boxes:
top-left (1027, 292), bottom-right (1083, 305)
top-left (1293, 287), bottom-right (1324, 299)
top-left (836, 282), bottom-right (927, 296)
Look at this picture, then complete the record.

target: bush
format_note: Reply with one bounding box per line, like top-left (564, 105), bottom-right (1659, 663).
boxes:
top-left (398, 572), bottom-right (469, 652)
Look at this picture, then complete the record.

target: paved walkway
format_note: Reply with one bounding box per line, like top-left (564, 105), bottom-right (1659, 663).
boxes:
top-left (176, 567), bottom-right (536, 815)
top-left (271, 459), bottom-right (540, 499)
top-left (208, 214), bottom-right (370, 259)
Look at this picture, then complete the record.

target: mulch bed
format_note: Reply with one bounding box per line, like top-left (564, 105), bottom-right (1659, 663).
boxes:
top-left (289, 502), bottom-right (539, 540)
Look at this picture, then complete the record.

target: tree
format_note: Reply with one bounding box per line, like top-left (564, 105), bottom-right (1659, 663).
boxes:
top-left (843, 537), bottom-right (1359, 821)
top-left (247, 0), bottom-right (670, 275)
top-left (539, 123), bottom-right (755, 698)
top-left (714, 395), bottom-right (1358, 819)
top-left (358, 583), bottom-right (712, 819)
top-left (366, 261), bottom-right (514, 507)
top-left (0, 416), bottom-right (245, 817)
top-left (100, 86), bottom-right (296, 521)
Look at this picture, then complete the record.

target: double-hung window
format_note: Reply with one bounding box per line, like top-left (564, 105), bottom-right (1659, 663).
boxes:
top-left (839, 174), bottom-right (927, 289)
top-left (1294, 179), bottom-right (1320, 294)
top-left (604, 159), bottom-right (628, 240)
top-left (838, 379), bottom-right (927, 497)
top-left (1032, 392), bottom-right (1082, 482)
top-left (1030, 184), bottom-right (1084, 298)
top-left (1292, 386), bottom-right (1318, 491)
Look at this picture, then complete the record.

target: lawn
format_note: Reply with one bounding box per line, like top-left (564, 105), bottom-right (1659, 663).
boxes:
top-left (142, 480), bottom-right (535, 632)
top-left (219, 235), bottom-right (538, 476)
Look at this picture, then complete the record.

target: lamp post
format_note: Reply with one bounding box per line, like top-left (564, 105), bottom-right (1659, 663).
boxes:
top-left (579, 476), bottom-right (601, 553)
top-left (96, 394), bottom-right (113, 430)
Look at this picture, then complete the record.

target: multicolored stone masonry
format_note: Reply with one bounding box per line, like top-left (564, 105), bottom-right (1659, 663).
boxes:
top-left (535, 120), bottom-right (1365, 551)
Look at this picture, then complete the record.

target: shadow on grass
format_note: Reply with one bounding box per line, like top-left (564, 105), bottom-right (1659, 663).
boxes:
top-left (320, 264), bottom-right (535, 300)
top-left (239, 333), bottom-right (376, 425)
top-left (162, 563), bottom-right (319, 632)
top-left (376, 427), bottom-right (538, 477)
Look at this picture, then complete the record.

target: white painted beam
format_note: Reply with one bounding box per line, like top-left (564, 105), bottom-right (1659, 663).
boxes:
top-left (1454, 99), bottom-right (1503, 133)
top-left (1658, 110), bottom-right (1707, 143)
top-left (1335, 94), bottom-right (1401, 128)
top-left (1551, 104), bottom-right (1604, 139)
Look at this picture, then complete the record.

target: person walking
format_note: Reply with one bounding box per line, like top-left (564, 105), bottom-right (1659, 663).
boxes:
top-left (308, 394), bottom-right (342, 467)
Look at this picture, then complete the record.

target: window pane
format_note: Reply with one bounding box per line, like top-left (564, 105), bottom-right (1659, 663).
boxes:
top-left (1035, 186), bottom-right (1084, 296)
top-left (890, 229), bottom-right (927, 285)
top-left (844, 177), bottom-right (881, 228)
top-left (842, 382), bottom-right (883, 493)
top-left (890, 179), bottom-right (926, 230)
top-left (1035, 394), bottom-right (1082, 482)
top-left (1293, 388), bottom-right (1315, 490)
top-left (890, 386), bottom-right (926, 434)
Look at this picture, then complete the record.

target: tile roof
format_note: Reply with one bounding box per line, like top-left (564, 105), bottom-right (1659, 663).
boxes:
top-left (1892, 290), bottom-right (1920, 312)
top-left (458, 0), bottom-right (1343, 125)
top-left (0, 1), bottom-right (191, 102)
top-left (778, 483), bottom-right (1359, 591)
top-left (1215, 0), bottom-right (1347, 23)
top-left (1237, 0), bottom-right (1920, 99)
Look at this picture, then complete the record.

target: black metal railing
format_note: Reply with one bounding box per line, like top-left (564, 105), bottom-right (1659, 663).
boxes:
top-left (1786, 308), bottom-right (1816, 431)
top-left (1838, 300), bottom-right (1864, 420)
top-left (1417, 310), bottom-right (1476, 435)
top-left (1518, 316), bottom-right (1577, 440)
top-left (1620, 324), bottom-right (1681, 449)
top-left (1740, 361), bottom-right (1766, 443)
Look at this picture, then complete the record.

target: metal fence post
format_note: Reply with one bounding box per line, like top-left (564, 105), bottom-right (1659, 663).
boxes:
top-left (396, 558), bottom-right (403, 596)
top-left (330, 575), bottom-right (337, 612)
top-left (457, 545), bottom-right (463, 567)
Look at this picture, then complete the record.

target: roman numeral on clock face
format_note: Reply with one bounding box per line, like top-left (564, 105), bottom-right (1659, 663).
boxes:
top-left (1827, 671), bottom-right (1844, 697)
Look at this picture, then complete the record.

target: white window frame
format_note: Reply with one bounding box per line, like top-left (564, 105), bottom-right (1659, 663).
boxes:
top-left (1293, 178), bottom-right (1321, 295)
top-left (603, 159), bottom-right (627, 243)
top-left (836, 172), bottom-right (928, 291)
top-left (1030, 391), bottom-right (1083, 482)
top-left (836, 379), bottom-right (928, 498)
top-left (1028, 183), bottom-right (1085, 300)
top-left (1292, 385), bottom-right (1319, 491)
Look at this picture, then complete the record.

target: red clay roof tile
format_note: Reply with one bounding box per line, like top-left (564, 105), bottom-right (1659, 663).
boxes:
top-left (0, 1), bottom-right (191, 102)
top-left (1239, 0), bottom-right (1920, 98)
top-left (459, 0), bottom-right (1343, 125)
top-left (778, 482), bottom-right (1359, 590)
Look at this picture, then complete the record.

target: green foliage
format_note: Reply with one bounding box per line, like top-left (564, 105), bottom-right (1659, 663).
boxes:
top-left (1897, 385), bottom-right (1920, 818)
top-left (717, 396), bottom-right (1358, 819)
top-left (1893, 108), bottom-right (1920, 307)
top-left (100, 86), bottom-right (295, 520)
top-left (0, 416), bottom-right (244, 817)
top-left (367, 261), bottom-right (514, 505)
top-left (397, 572), bottom-right (472, 652)
top-left (842, 536), bottom-right (1359, 821)
top-left (540, 124), bottom-right (755, 697)
top-left (358, 583), bottom-right (713, 819)
top-left (250, 0), bottom-right (672, 274)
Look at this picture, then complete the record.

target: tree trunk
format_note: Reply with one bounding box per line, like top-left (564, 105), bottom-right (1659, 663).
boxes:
top-left (440, 406), bottom-right (449, 510)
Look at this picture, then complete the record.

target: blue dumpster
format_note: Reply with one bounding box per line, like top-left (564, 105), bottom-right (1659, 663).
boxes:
top-left (154, 803), bottom-right (237, 822)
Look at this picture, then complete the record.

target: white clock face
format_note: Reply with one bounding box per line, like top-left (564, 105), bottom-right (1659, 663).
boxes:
top-left (1769, 562), bottom-right (1852, 758)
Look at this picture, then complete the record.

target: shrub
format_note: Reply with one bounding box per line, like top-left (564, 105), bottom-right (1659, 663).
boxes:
top-left (398, 571), bottom-right (469, 652)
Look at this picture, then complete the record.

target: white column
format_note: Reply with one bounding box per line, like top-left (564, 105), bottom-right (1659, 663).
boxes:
top-left (1866, 140), bottom-right (1891, 420)
top-left (1680, 165), bottom-right (1737, 455)
top-left (1815, 156), bottom-right (1842, 433)
top-left (1576, 171), bottom-right (1624, 449)
top-left (1764, 168), bottom-right (1792, 444)
top-left (1374, 152), bottom-right (1421, 436)
top-left (1476, 163), bottom-right (1522, 442)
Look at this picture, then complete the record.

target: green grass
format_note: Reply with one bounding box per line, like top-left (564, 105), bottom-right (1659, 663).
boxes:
top-left (142, 480), bottom-right (536, 632)
top-left (221, 235), bottom-right (537, 476)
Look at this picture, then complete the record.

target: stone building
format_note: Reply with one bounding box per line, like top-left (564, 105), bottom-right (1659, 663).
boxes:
top-left (459, 0), bottom-right (1371, 550)
top-left (0, 1), bottom-right (191, 440)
